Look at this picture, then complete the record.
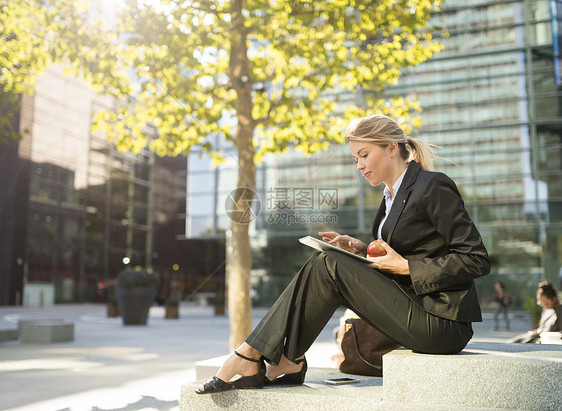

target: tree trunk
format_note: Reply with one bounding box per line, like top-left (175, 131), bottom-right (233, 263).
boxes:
top-left (227, 0), bottom-right (256, 351)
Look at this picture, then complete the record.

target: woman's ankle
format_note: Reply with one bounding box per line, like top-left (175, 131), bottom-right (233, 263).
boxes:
top-left (294, 355), bottom-right (305, 364)
top-left (235, 342), bottom-right (262, 360)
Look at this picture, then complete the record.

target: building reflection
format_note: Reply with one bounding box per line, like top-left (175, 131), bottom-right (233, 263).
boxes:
top-left (184, 0), bottom-right (562, 308)
top-left (0, 66), bottom-right (225, 306)
top-left (1, 0), bottom-right (561, 309)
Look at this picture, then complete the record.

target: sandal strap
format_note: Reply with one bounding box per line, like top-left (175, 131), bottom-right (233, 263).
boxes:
top-left (234, 350), bottom-right (262, 364)
top-left (198, 376), bottom-right (232, 394)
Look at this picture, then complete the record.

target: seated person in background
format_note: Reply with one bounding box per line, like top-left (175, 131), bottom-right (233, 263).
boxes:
top-left (509, 281), bottom-right (561, 343)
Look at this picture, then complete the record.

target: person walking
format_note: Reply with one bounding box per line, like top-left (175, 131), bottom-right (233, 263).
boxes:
top-left (493, 281), bottom-right (511, 331)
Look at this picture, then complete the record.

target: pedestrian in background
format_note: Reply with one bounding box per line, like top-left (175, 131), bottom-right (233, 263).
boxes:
top-left (493, 281), bottom-right (510, 331)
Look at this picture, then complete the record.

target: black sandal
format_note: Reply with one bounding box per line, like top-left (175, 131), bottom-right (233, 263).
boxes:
top-left (265, 357), bottom-right (307, 386)
top-left (195, 351), bottom-right (266, 394)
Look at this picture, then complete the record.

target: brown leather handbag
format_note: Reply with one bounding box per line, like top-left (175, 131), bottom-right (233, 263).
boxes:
top-left (338, 318), bottom-right (401, 377)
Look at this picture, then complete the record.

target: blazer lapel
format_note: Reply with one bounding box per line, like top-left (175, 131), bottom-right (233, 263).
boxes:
top-left (381, 189), bottom-right (411, 243)
top-left (380, 161), bottom-right (421, 243)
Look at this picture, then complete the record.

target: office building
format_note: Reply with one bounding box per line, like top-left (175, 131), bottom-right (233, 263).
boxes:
top-left (0, 66), bottom-right (191, 305)
top-left (184, 0), bottom-right (562, 307)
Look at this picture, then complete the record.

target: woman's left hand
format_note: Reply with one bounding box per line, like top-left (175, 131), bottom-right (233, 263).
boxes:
top-left (366, 240), bottom-right (410, 276)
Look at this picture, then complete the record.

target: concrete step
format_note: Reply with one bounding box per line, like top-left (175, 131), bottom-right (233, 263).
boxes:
top-left (182, 368), bottom-right (384, 410)
top-left (18, 319), bottom-right (74, 344)
top-left (181, 368), bottom-right (502, 411)
top-left (384, 342), bottom-right (562, 411)
top-left (181, 341), bottom-right (562, 411)
top-left (0, 328), bottom-right (18, 342)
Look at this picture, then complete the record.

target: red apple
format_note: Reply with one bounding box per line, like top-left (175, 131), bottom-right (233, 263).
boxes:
top-left (367, 240), bottom-right (387, 257)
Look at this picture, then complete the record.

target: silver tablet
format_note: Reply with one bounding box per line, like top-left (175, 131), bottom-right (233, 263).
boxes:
top-left (298, 236), bottom-right (371, 263)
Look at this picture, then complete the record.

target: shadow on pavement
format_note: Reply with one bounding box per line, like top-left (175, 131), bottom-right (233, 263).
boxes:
top-left (90, 395), bottom-right (179, 411)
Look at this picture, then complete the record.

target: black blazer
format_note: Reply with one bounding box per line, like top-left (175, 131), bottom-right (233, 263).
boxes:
top-left (372, 161), bottom-right (491, 322)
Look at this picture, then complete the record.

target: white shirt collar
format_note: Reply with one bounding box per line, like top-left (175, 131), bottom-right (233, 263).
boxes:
top-left (383, 168), bottom-right (408, 200)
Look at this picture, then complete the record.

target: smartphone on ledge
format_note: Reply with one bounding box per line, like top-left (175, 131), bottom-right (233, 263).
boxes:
top-left (323, 377), bottom-right (360, 385)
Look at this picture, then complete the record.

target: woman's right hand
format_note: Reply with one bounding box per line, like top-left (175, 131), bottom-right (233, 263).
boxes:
top-left (318, 231), bottom-right (367, 255)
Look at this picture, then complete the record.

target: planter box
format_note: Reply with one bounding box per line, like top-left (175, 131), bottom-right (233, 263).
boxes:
top-left (107, 304), bottom-right (120, 317)
top-left (214, 305), bottom-right (225, 316)
top-left (20, 321), bottom-right (74, 344)
top-left (116, 286), bottom-right (157, 325)
top-left (165, 305), bottom-right (179, 319)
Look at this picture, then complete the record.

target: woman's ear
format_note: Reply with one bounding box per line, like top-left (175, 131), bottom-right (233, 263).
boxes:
top-left (387, 141), bottom-right (399, 157)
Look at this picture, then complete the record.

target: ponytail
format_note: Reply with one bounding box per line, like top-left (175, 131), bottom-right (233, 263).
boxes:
top-left (405, 137), bottom-right (439, 172)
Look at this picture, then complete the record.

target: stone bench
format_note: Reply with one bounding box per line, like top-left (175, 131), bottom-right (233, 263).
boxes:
top-left (181, 342), bottom-right (562, 411)
top-left (0, 329), bottom-right (18, 342)
top-left (17, 318), bottom-right (65, 333)
top-left (383, 342), bottom-right (562, 411)
top-left (18, 319), bottom-right (74, 344)
top-left (182, 367), bottom-right (384, 410)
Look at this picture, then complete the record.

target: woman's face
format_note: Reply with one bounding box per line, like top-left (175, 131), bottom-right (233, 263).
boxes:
top-left (349, 140), bottom-right (393, 187)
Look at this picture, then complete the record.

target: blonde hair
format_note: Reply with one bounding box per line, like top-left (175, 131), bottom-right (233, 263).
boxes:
top-left (345, 114), bottom-right (439, 171)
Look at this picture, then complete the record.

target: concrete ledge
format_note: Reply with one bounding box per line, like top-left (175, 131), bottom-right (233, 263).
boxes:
top-left (181, 368), bottom-right (384, 411)
top-left (384, 342), bottom-right (562, 411)
top-left (0, 329), bottom-right (18, 342)
top-left (17, 318), bottom-right (65, 333)
top-left (19, 320), bottom-right (74, 344)
top-left (184, 342), bottom-right (562, 410)
top-left (181, 367), bottom-right (506, 411)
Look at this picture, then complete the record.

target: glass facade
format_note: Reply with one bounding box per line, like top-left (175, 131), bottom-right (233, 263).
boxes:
top-left (1, 68), bottom-right (225, 306)
top-left (0, 117), bottom-right (28, 306)
top-left (185, 0), bottom-right (562, 308)
top-left (397, 0), bottom-right (562, 307)
top-left (14, 67), bottom-right (156, 304)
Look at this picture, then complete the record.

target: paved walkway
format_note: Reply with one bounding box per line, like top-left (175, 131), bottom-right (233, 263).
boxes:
top-left (0, 303), bottom-right (533, 411)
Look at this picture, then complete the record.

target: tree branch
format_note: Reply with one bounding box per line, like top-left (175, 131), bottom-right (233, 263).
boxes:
top-left (254, 96), bottom-right (284, 126)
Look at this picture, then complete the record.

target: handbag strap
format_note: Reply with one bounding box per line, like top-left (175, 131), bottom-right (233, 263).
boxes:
top-left (346, 319), bottom-right (382, 371)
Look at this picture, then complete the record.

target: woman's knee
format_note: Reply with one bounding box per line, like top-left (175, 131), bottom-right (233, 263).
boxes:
top-left (295, 252), bottom-right (339, 292)
top-left (310, 251), bottom-right (335, 279)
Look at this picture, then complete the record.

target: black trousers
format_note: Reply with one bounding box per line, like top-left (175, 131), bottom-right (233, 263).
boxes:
top-left (246, 251), bottom-right (473, 365)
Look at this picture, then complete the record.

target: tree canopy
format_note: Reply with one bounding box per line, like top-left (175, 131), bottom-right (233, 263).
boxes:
top-left (2, 0), bottom-right (442, 156)
top-left (0, 0), bottom-right (117, 142)
top-left (2, 0), bottom-right (443, 348)
top-left (88, 0), bottom-right (442, 160)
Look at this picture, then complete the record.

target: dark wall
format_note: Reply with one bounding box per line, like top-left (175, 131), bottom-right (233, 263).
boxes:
top-left (0, 141), bottom-right (30, 305)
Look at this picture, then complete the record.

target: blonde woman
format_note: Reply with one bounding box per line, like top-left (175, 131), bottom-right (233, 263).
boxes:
top-left (197, 114), bottom-right (490, 394)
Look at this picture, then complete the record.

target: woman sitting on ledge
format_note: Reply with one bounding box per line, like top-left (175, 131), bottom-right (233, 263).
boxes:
top-left (509, 281), bottom-right (561, 344)
top-left (197, 114), bottom-right (491, 394)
